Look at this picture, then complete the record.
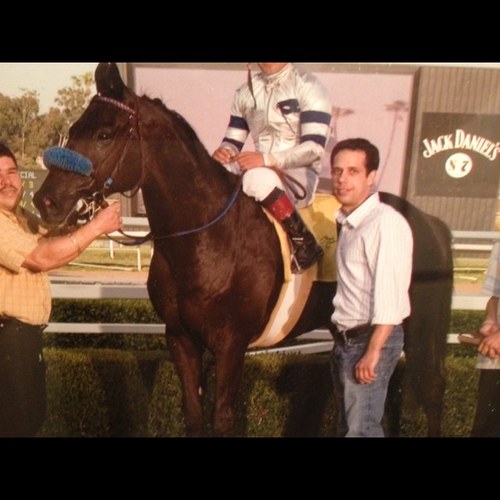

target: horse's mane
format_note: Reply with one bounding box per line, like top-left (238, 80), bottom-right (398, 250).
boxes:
top-left (142, 95), bottom-right (211, 159)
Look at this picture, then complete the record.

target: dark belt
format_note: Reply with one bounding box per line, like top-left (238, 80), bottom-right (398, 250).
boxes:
top-left (0, 317), bottom-right (46, 333)
top-left (332, 323), bottom-right (374, 343)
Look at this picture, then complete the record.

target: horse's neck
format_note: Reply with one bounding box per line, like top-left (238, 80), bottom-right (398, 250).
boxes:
top-left (136, 100), bottom-right (239, 233)
top-left (141, 136), bottom-right (237, 235)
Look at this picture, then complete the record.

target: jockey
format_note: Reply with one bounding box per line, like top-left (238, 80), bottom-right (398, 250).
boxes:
top-left (213, 63), bottom-right (332, 273)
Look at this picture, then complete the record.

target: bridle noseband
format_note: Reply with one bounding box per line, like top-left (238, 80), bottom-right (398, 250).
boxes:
top-left (93, 94), bottom-right (143, 198)
top-left (70, 94), bottom-right (152, 245)
top-left (63, 94), bottom-right (143, 227)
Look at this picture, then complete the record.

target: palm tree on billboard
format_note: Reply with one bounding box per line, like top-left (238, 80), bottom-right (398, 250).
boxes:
top-left (377, 100), bottom-right (409, 187)
top-left (319, 106), bottom-right (354, 191)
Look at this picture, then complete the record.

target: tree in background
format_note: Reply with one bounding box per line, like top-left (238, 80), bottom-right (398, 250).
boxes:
top-left (0, 90), bottom-right (39, 161)
top-left (0, 72), bottom-right (95, 168)
top-left (54, 72), bottom-right (94, 146)
top-left (40, 108), bottom-right (69, 149)
top-left (0, 93), bottom-right (16, 145)
top-left (14, 90), bottom-right (40, 160)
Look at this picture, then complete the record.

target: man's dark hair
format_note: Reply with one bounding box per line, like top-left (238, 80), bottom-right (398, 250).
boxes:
top-left (0, 143), bottom-right (18, 168)
top-left (330, 138), bottom-right (379, 174)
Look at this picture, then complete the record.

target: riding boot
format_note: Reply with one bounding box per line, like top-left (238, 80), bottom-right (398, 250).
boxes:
top-left (261, 188), bottom-right (324, 274)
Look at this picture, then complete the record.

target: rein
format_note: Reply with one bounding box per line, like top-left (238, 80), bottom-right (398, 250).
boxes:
top-left (81, 94), bottom-right (152, 245)
top-left (268, 166), bottom-right (306, 201)
top-left (93, 95), bottom-right (144, 198)
top-left (154, 177), bottom-right (242, 240)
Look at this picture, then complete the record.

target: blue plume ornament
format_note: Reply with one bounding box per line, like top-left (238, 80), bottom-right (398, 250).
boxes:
top-left (43, 147), bottom-right (93, 176)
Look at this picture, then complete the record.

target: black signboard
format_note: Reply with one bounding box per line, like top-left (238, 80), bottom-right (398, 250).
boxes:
top-left (19, 169), bottom-right (48, 216)
top-left (416, 113), bottom-right (500, 198)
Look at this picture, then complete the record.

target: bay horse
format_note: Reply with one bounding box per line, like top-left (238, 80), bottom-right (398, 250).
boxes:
top-left (34, 63), bottom-right (453, 437)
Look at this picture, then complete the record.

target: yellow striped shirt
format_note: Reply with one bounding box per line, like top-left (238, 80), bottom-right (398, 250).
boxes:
top-left (0, 207), bottom-right (51, 325)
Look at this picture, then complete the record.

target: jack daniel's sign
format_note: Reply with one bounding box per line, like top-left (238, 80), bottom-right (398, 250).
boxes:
top-left (416, 113), bottom-right (500, 198)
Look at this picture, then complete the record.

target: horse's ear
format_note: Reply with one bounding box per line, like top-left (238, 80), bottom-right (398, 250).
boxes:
top-left (95, 63), bottom-right (126, 99)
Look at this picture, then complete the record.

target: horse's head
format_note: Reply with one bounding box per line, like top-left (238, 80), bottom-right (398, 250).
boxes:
top-left (34, 63), bottom-right (143, 230)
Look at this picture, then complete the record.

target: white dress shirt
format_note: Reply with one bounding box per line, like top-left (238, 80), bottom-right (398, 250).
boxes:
top-left (332, 192), bottom-right (413, 331)
top-left (476, 241), bottom-right (500, 369)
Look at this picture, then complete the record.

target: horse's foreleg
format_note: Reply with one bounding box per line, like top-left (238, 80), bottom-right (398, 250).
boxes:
top-left (213, 344), bottom-right (247, 437)
top-left (167, 333), bottom-right (204, 437)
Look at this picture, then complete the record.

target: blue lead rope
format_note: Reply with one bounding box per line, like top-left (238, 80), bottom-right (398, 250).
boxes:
top-left (155, 179), bottom-right (242, 240)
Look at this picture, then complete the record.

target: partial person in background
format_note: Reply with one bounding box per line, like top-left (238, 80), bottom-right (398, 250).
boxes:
top-left (0, 143), bottom-right (123, 437)
top-left (213, 63), bottom-right (331, 273)
top-left (329, 138), bottom-right (413, 437)
top-left (471, 240), bottom-right (500, 437)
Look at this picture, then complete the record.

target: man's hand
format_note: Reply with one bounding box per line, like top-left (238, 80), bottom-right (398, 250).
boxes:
top-left (479, 329), bottom-right (500, 359)
top-left (233, 152), bottom-right (265, 171)
top-left (355, 350), bottom-right (380, 384)
top-left (91, 201), bottom-right (123, 236)
top-left (212, 147), bottom-right (235, 164)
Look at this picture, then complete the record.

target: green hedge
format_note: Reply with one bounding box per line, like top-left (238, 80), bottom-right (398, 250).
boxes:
top-left (45, 299), bottom-right (165, 350)
top-left (450, 310), bottom-right (484, 333)
top-left (37, 347), bottom-right (480, 437)
top-left (38, 302), bottom-right (484, 436)
top-left (50, 299), bottom-right (161, 323)
top-left (50, 300), bottom-right (484, 330)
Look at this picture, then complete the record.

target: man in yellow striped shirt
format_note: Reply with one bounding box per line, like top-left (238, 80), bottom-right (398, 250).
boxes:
top-left (0, 143), bottom-right (122, 437)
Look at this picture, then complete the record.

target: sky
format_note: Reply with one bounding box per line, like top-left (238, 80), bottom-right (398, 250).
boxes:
top-left (1, 62), bottom-right (498, 115)
top-left (0, 63), bottom-right (98, 113)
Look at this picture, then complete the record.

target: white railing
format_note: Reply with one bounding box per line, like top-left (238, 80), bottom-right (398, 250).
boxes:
top-left (47, 280), bottom-right (489, 353)
top-left (452, 230), bottom-right (499, 252)
top-left (46, 227), bottom-right (500, 354)
top-left (95, 221), bottom-right (500, 271)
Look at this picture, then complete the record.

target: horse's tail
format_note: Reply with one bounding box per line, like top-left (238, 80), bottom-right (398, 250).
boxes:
top-left (379, 192), bottom-right (453, 436)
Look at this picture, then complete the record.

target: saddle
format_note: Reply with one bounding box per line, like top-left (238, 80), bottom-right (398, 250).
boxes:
top-left (249, 193), bottom-right (341, 348)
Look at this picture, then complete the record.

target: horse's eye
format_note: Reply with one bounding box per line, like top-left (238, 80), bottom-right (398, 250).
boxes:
top-left (97, 131), bottom-right (111, 141)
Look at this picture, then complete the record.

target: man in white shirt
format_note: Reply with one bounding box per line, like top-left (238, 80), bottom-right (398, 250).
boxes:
top-left (471, 240), bottom-right (500, 437)
top-left (330, 138), bottom-right (413, 437)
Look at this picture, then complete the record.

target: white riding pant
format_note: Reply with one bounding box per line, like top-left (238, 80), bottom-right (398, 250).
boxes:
top-left (222, 164), bottom-right (317, 208)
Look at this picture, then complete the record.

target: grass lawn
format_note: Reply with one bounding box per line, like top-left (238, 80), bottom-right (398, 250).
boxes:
top-left (453, 257), bottom-right (488, 285)
top-left (61, 242), bottom-right (153, 272)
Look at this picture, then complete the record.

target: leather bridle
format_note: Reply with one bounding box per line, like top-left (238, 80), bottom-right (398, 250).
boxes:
top-left (82, 94), bottom-right (242, 244)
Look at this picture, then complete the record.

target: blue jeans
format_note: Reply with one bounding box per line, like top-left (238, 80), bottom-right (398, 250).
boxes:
top-left (330, 325), bottom-right (404, 437)
top-left (0, 318), bottom-right (46, 437)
